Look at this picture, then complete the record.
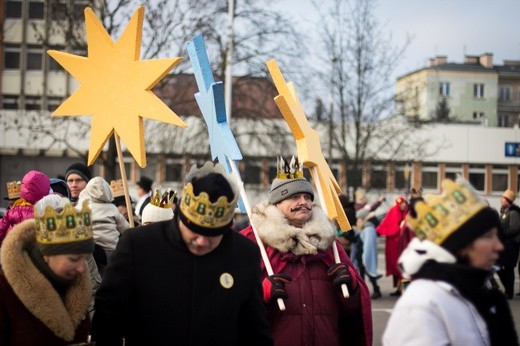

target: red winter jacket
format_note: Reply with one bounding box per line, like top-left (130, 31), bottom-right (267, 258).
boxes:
top-left (241, 226), bottom-right (372, 346)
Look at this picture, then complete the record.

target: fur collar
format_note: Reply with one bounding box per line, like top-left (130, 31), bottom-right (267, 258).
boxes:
top-left (0, 219), bottom-right (91, 342)
top-left (251, 201), bottom-right (336, 255)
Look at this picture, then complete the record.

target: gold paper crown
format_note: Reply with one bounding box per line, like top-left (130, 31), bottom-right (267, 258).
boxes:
top-left (277, 156), bottom-right (303, 179)
top-left (110, 179), bottom-right (125, 198)
top-left (34, 200), bottom-right (94, 245)
top-left (407, 179), bottom-right (488, 245)
top-left (179, 183), bottom-right (238, 229)
top-left (150, 188), bottom-right (176, 209)
top-left (6, 181), bottom-right (21, 200)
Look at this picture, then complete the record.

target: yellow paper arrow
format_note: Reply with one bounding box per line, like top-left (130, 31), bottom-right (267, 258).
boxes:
top-left (267, 59), bottom-right (351, 232)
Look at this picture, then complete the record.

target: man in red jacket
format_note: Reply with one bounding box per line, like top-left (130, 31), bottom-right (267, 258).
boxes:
top-left (240, 160), bottom-right (372, 346)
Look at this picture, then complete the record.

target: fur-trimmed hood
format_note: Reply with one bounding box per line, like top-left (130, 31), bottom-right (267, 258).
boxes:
top-left (0, 219), bottom-right (91, 342)
top-left (251, 201), bottom-right (336, 256)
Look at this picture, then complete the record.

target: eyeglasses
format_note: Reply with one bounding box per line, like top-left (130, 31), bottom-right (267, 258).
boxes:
top-left (67, 178), bottom-right (85, 184)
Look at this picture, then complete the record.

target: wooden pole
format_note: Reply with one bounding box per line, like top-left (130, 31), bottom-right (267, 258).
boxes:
top-left (228, 157), bottom-right (286, 311)
top-left (114, 133), bottom-right (135, 227)
top-left (311, 166), bottom-right (349, 298)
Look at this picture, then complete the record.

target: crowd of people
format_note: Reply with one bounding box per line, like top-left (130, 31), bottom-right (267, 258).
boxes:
top-left (0, 159), bottom-right (519, 345)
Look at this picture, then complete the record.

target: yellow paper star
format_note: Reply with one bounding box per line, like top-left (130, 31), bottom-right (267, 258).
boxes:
top-left (47, 6), bottom-right (187, 167)
top-left (267, 59), bottom-right (352, 232)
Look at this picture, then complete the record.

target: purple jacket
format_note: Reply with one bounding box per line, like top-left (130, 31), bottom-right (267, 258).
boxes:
top-left (0, 170), bottom-right (49, 245)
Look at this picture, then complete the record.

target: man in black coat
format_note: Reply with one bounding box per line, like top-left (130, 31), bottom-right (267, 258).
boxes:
top-left (497, 188), bottom-right (520, 299)
top-left (92, 162), bottom-right (273, 345)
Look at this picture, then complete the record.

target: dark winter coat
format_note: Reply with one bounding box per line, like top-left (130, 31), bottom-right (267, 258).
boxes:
top-left (92, 217), bottom-right (273, 346)
top-left (499, 204), bottom-right (520, 267)
top-left (0, 220), bottom-right (91, 345)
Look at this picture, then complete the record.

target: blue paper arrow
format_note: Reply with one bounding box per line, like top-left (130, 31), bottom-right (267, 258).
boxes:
top-left (187, 34), bottom-right (245, 212)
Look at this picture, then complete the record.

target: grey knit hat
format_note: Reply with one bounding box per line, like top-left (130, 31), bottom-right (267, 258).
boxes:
top-left (269, 178), bottom-right (315, 205)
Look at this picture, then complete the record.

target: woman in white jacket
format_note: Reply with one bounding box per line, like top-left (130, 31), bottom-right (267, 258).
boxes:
top-left (383, 179), bottom-right (518, 346)
top-left (77, 177), bottom-right (129, 275)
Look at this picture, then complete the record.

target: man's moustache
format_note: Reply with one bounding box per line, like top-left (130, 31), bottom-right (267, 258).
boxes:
top-left (290, 206), bottom-right (312, 212)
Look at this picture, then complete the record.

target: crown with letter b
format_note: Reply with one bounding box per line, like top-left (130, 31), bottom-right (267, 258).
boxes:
top-left (407, 179), bottom-right (487, 244)
top-left (179, 183), bottom-right (237, 229)
top-left (178, 162), bottom-right (239, 232)
top-left (34, 200), bottom-right (94, 245)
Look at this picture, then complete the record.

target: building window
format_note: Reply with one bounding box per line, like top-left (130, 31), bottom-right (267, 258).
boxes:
top-left (244, 162), bottom-right (261, 185)
top-left (395, 168), bottom-right (406, 190)
top-left (142, 162), bottom-right (157, 182)
top-left (370, 165), bottom-right (386, 190)
top-left (439, 82), bottom-right (450, 97)
top-left (499, 86), bottom-right (511, 101)
top-left (115, 163), bottom-right (132, 180)
top-left (24, 96), bottom-right (41, 111)
top-left (445, 163), bottom-right (462, 181)
top-left (74, 3), bottom-right (89, 21)
top-left (473, 83), bottom-right (484, 99)
top-left (468, 164), bottom-right (485, 191)
top-left (6, 1), bottom-right (22, 18)
top-left (498, 114), bottom-right (509, 127)
top-left (4, 50), bottom-right (21, 69)
top-left (51, 1), bottom-right (67, 21)
top-left (2, 95), bottom-right (20, 109)
top-left (422, 171), bottom-right (438, 190)
top-left (268, 166), bottom-right (277, 183)
top-left (47, 97), bottom-right (63, 112)
top-left (421, 164), bottom-right (438, 190)
top-left (47, 54), bottom-right (64, 71)
top-left (29, 1), bottom-right (45, 19)
top-left (165, 161), bottom-right (182, 181)
top-left (27, 51), bottom-right (43, 70)
top-left (473, 112), bottom-right (485, 120)
top-left (492, 166), bottom-right (508, 192)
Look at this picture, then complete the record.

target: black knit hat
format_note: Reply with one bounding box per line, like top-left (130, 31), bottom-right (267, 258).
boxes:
top-left (441, 207), bottom-right (501, 255)
top-left (137, 176), bottom-right (153, 192)
top-left (65, 162), bottom-right (92, 182)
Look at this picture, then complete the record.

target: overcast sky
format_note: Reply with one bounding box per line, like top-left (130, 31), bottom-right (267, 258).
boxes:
top-left (273, 0), bottom-right (519, 79)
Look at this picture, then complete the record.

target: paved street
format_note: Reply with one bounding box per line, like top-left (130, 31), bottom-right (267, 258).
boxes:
top-left (370, 240), bottom-right (520, 345)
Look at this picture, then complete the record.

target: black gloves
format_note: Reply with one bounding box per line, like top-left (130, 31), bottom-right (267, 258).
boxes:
top-left (327, 263), bottom-right (354, 291)
top-left (262, 274), bottom-right (291, 303)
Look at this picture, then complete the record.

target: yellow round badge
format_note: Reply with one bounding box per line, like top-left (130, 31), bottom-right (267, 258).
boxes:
top-left (220, 273), bottom-right (234, 289)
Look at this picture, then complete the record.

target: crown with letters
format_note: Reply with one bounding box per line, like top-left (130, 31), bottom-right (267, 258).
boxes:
top-left (179, 162), bottom-right (238, 229)
top-left (34, 200), bottom-right (94, 245)
top-left (6, 181), bottom-right (21, 200)
top-left (277, 156), bottom-right (303, 179)
top-left (110, 179), bottom-right (125, 198)
top-left (150, 188), bottom-right (176, 209)
top-left (407, 178), bottom-right (488, 244)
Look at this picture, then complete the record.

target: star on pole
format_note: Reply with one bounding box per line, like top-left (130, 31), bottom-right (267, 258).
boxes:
top-left (266, 59), bottom-right (352, 232)
top-left (186, 34), bottom-right (243, 166)
top-left (47, 6), bottom-right (187, 167)
top-left (186, 34), bottom-right (245, 211)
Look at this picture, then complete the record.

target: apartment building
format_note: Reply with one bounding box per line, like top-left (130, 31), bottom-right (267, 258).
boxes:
top-left (396, 53), bottom-right (520, 128)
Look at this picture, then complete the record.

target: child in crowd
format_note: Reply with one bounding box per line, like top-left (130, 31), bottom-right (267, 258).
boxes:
top-left (0, 170), bottom-right (50, 246)
top-left (76, 177), bottom-right (129, 275)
